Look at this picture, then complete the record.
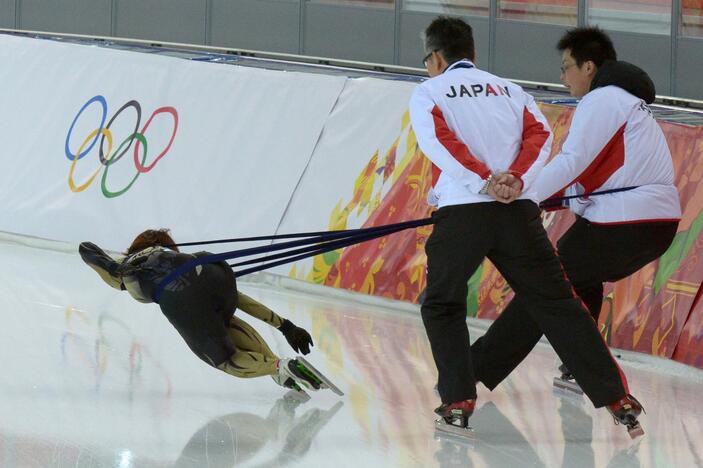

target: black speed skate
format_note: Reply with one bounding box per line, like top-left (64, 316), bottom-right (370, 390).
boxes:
top-left (434, 399), bottom-right (476, 438)
top-left (553, 363), bottom-right (584, 396)
top-left (607, 394), bottom-right (645, 438)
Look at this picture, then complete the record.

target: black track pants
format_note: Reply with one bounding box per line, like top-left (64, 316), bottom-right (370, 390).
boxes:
top-left (422, 201), bottom-right (629, 407)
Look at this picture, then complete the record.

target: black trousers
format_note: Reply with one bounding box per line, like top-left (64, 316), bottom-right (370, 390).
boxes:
top-left (558, 216), bottom-right (678, 321)
top-left (421, 201), bottom-right (627, 407)
top-left (471, 216), bottom-right (678, 397)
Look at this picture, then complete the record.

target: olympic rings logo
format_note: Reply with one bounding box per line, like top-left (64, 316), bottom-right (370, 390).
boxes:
top-left (65, 95), bottom-right (179, 198)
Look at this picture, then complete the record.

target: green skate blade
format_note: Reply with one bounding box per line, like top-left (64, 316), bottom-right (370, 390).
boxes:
top-left (298, 357), bottom-right (344, 396)
top-left (295, 361), bottom-right (323, 387)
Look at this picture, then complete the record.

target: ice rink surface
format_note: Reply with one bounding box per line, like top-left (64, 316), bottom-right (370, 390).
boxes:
top-left (1, 238), bottom-right (702, 468)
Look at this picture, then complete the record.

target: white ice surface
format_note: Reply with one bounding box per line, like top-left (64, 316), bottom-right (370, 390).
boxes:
top-left (1, 237), bottom-right (702, 468)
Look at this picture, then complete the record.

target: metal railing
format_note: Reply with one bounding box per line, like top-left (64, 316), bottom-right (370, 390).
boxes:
top-left (2, 27), bottom-right (703, 111)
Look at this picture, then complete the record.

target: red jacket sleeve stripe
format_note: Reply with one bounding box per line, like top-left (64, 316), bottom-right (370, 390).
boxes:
top-left (547, 123), bottom-right (627, 200)
top-left (431, 105), bottom-right (491, 179)
top-left (509, 106), bottom-right (550, 177)
top-left (576, 124), bottom-right (626, 193)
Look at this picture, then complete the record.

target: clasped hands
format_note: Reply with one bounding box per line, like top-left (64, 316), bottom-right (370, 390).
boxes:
top-left (486, 172), bottom-right (522, 204)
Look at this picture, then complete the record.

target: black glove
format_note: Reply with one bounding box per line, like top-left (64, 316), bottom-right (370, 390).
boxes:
top-left (279, 319), bottom-right (314, 355)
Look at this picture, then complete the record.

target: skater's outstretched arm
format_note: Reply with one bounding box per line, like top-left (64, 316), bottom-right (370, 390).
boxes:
top-left (79, 242), bottom-right (125, 290)
top-left (237, 292), bottom-right (285, 327)
top-left (237, 292), bottom-right (314, 355)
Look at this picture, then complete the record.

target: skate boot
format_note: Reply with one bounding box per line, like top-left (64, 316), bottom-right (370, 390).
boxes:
top-left (607, 394), bottom-right (645, 438)
top-left (274, 358), bottom-right (323, 392)
top-left (271, 364), bottom-right (311, 400)
top-left (434, 399), bottom-right (476, 438)
top-left (553, 363), bottom-right (584, 395)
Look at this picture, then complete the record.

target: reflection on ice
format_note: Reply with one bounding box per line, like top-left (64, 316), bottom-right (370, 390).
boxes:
top-left (174, 394), bottom-right (343, 468)
top-left (0, 238), bottom-right (702, 467)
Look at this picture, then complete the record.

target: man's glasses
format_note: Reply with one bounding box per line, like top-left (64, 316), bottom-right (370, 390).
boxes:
top-left (423, 50), bottom-right (439, 67)
top-left (560, 62), bottom-right (577, 74)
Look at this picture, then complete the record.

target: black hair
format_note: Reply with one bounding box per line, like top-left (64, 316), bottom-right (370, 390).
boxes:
top-left (424, 16), bottom-right (475, 65)
top-left (557, 27), bottom-right (617, 67)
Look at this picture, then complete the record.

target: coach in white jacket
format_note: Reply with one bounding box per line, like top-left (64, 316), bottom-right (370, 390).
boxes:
top-left (470, 28), bottom-right (680, 398)
top-left (410, 17), bottom-right (641, 431)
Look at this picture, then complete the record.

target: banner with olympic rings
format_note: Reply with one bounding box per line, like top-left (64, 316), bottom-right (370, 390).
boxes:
top-left (64, 95), bottom-right (179, 199)
top-left (0, 34), bottom-right (346, 251)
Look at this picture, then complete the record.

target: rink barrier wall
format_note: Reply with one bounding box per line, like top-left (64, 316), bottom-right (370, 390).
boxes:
top-left (2, 35), bottom-right (703, 369)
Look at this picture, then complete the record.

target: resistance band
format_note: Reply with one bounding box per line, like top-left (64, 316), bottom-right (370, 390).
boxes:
top-left (153, 185), bottom-right (639, 301)
top-left (153, 218), bottom-right (433, 302)
top-left (538, 186), bottom-right (639, 209)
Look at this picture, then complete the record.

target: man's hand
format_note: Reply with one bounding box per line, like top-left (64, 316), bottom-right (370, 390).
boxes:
top-left (279, 319), bottom-right (314, 355)
top-left (487, 172), bottom-right (523, 203)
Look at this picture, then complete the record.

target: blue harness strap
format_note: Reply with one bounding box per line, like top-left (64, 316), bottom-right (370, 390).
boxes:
top-left (538, 186), bottom-right (639, 209)
top-left (231, 220), bottom-right (421, 277)
top-left (152, 218), bottom-right (433, 302)
top-left (230, 222), bottom-right (409, 269)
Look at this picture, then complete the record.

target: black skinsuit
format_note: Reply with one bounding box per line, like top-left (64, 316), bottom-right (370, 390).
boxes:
top-left (80, 242), bottom-right (239, 367)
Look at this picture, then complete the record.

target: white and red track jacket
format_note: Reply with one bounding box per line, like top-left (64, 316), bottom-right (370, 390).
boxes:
top-left (536, 86), bottom-right (681, 224)
top-left (409, 60), bottom-right (552, 208)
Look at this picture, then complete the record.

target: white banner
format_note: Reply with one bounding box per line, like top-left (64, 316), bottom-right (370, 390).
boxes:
top-left (0, 35), bottom-right (346, 252)
top-left (274, 77), bottom-right (419, 279)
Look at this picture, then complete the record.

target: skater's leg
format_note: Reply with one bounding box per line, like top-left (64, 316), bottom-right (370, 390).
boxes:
top-left (491, 201), bottom-right (627, 408)
top-left (218, 316), bottom-right (279, 378)
top-left (422, 205), bottom-right (492, 404)
top-left (227, 315), bottom-right (278, 360)
top-left (471, 295), bottom-right (542, 389)
top-left (217, 349), bottom-right (279, 378)
top-left (224, 317), bottom-right (335, 392)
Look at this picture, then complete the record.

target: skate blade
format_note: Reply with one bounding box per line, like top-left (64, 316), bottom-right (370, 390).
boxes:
top-left (298, 357), bottom-right (344, 396)
top-left (553, 377), bottom-right (584, 395)
top-left (434, 419), bottom-right (475, 440)
top-left (627, 423), bottom-right (645, 439)
top-left (284, 388), bottom-right (311, 403)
